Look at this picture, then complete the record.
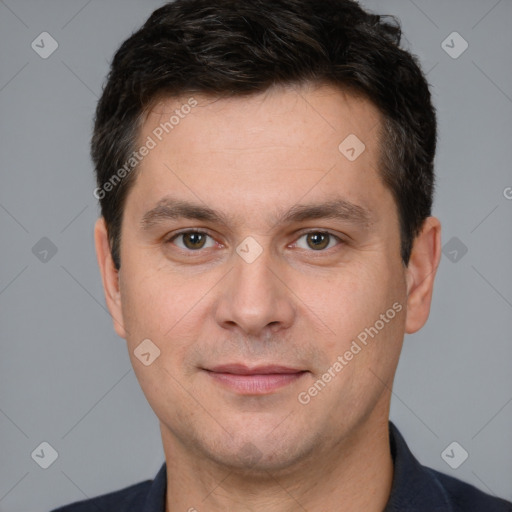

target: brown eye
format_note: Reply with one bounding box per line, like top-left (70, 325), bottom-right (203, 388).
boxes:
top-left (171, 231), bottom-right (215, 250)
top-left (183, 232), bottom-right (207, 249)
top-left (294, 231), bottom-right (340, 251)
top-left (306, 232), bottom-right (330, 250)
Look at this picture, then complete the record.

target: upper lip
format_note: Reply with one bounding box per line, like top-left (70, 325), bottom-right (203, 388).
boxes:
top-left (206, 364), bottom-right (305, 375)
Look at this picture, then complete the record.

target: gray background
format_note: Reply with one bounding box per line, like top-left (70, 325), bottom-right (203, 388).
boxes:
top-left (0, 0), bottom-right (511, 510)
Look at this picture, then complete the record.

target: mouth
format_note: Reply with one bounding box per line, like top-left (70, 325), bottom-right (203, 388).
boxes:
top-left (204, 364), bottom-right (308, 395)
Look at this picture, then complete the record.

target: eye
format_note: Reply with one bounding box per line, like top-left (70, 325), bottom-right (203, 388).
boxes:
top-left (294, 231), bottom-right (341, 251)
top-left (169, 231), bottom-right (216, 250)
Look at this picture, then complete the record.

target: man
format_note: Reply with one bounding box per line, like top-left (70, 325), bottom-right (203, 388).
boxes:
top-left (52, 0), bottom-right (512, 510)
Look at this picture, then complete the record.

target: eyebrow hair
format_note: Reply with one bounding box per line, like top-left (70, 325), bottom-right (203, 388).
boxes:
top-left (280, 200), bottom-right (372, 227)
top-left (140, 198), bottom-right (229, 230)
top-left (139, 196), bottom-right (373, 231)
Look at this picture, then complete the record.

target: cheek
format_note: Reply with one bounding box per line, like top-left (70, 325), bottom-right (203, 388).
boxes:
top-left (307, 258), bottom-right (405, 354)
top-left (306, 265), bottom-right (379, 332)
top-left (119, 267), bottom-right (198, 350)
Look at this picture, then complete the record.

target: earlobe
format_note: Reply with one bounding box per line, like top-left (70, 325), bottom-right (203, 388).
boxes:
top-left (404, 217), bottom-right (442, 334)
top-left (94, 217), bottom-right (127, 339)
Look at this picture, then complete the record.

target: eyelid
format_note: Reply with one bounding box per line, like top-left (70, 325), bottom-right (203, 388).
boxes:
top-left (167, 228), bottom-right (211, 237)
top-left (295, 228), bottom-right (345, 240)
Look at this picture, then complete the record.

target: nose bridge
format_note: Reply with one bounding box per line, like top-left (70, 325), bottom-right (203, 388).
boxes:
top-left (215, 244), bottom-right (295, 335)
top-left (234, 252), bottom-right (274, 302)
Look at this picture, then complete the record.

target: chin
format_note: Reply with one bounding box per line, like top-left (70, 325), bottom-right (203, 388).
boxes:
top-left (198, 424), bottom-right (323, 475)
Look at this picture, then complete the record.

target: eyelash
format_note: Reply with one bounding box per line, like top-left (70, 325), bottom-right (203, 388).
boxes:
top-left (166, 229), bottom-right (344, 252)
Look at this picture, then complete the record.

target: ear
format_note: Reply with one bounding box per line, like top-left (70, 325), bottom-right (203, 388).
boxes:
top-left (94, 217), bottom-right (127, 339)
top-left (405, 216), bottom-right (442, 334)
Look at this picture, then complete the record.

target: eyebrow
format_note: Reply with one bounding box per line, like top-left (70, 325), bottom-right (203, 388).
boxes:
top-left (280, 200), bottom-right (372, 227)
top-left (139, 196), bottom-right (373, 231)
top-left (140, 199), bottom-right (229, 230)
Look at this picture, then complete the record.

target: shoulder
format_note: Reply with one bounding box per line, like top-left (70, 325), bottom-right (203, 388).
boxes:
top-left (50, 479), bottom-right (152, 512)
top-left (427, 467), bottom-right (512, 512)
top-left (386, 422), bottom-right (512, 512)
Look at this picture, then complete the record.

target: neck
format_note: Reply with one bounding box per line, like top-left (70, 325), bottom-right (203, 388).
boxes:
top-left (162, 411), bottom-right (394, 512)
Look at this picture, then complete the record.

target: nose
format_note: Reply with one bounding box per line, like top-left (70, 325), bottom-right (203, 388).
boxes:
top-left (214, 248), bottom-right (296, 338)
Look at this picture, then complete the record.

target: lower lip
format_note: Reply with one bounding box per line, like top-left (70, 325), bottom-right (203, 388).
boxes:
top-left (206, 371), bottom-right (306, 395)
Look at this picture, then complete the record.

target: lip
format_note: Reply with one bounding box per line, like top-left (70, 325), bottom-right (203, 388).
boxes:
top-left (209, 364), bottom-right (304, 375)
top-left (205, 364), bottom-right (307, 395)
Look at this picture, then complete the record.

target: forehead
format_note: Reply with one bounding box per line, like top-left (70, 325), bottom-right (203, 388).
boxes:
top-left (141, 83), bottom-right (381, 156)
top-left (126, 83), bottom-right (391, 224)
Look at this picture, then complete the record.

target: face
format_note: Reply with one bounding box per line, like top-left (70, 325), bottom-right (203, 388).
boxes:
top-left (96, 83), bottom-right (439, 474)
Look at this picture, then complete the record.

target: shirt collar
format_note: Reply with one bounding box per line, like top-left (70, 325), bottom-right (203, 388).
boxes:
top-left (142, 462), bottom-right (167, 512)
top-left (384, 421), bottom-right (453, 511)
top-left (142, 422), bottom-right (454, 512)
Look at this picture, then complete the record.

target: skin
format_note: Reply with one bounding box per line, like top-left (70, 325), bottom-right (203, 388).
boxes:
top-left (95, 83), bottom-right (441, 512)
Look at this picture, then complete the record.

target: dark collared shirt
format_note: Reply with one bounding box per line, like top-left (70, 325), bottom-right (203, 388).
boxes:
top-left (51, 422), bottom-right (512, 511)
